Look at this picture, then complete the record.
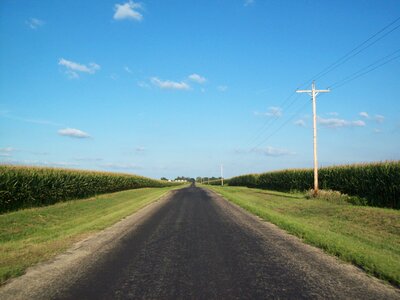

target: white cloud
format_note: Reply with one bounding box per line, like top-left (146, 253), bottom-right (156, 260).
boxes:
top-left (294, 119), bottom-right (306, 127)
top-left (217, 85), bottom-right (228, 92)
top-left (137, 81), bottom-right (150, 88)
top-left (373, 128), bottom-right (382, 134)
top-left (135, 146), bottom-right (146, 152)
top-left (255, 106), bottom-right (282, 118)
top-left (254, 146), bottom-right (294, 157)
top-left (188, 74), bottom-right (206, 84)
top-left (318, 117), bottom-right (366, 128)
top-left (244, 0), bottom-right (255, 6)
top-left (0, 147), bottom-right (15, 157)
top-left (110, 73), bottom-right (118, 80)
top-left (0, 112), bottom-right (63, 127)
top-left (150, 77), bottom-right (190, 90)
top-left (359, 112), bottom-right (384, 123)
top-left (58, 128), bottom-right (91, 138)
top-left (73, 157), bottom-right (103, 162)
top-left (124, 66), bottom-right (133, 73)
top-left (26, 18), bottom-right (44, 29)
top-left (374, 114), bottom-right (385, 123)
top-left (327, 112), bottom-right (339, 116)
top-left (101, 163), bottom-right (140, 170)
top-left (0, 159), bottom-right (78, 168)
top-left (114, 1), bottom-right (143, 21)
top-left (59, 58), bottom-right (100, 78)
top-left (352, 120), bottom-right (366, 127)
top-left (65, 70), bottom-right (79, 79)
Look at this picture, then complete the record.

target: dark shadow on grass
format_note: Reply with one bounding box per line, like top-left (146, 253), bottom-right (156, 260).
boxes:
top-left (252, 190), bottom-right (304, 200)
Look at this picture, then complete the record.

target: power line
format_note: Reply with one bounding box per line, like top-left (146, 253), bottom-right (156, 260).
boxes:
top-left (244, 90), bottom-right (298, 146)
top-left (249, 98), bottom-right (309, 152)
top-left (246, 92), bottom-right (300, 146)
top-left (241, 16), bottom-right (400, 154)
top-left (328, 49), bottom-right (400, 90)
top-left (297, 15), bottom-right (400, 88)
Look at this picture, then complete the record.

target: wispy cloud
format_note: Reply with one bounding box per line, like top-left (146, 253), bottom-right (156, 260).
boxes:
top-left (294, 119), bottom-right (306, 127)
top-left (318, 117), bottom-right (366, 129)
top-left (244, 0), bottom-right (255, 6)
top-left (359, 111), bottom-right (385, 123)
top-left (124, 66), bottom-right (133, 73)
top-left (0, 111), bottom-right (63, 127)
top-left (137, 81), bottom-right (150, 88)
top-left (188, 74), bottom-right (206, 84)
top-left (110, 73), bottom-right (118, 80)
top-left (26, 18), bottom-right (44, 29)
top-left (254, 146), bottom-right (294, 157)
top-left (0, 147), bottom-right (15, 157)
top-left (58, 58), bottom-right (100, 79)
top-left (100, 162), bottom-right (140, 170)
top-left (235, 146), bottom-right (294, 157)
top-left (150, 77), bottom-right (190, 90)
top-left (73, 157), bottom-right (103, 162)
top-left (58, 128), bottom-right (91, 139)
top-left (114, 1), bottom-right (143, 21)
top-left (374, 114), bottom-right (385, 123)
top-left (0, 159), bottom-right (78, 168)
top-left (135, 146), bottom-right (146, 153)
top-left (217, 85), bottom-right (228, 92)
top-left (254, 106), bottom-right (282, 118)
top-left (327, 112), bottom-right (339, 116)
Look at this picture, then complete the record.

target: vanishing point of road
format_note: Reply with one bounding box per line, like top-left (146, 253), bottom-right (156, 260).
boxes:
top-left (2, 185), bottom-right (399, 299)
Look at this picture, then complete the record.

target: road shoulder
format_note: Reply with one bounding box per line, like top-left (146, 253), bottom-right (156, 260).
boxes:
top-left (201, 186), bottom-right (400, 298)
top-left (0, 190), bottom-right (177, 300)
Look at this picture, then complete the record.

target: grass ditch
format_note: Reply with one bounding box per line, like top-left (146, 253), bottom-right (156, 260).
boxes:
top-left (204, 185), bottom-right (400, 287)
top-left (0, 186), bottom-right (182, 285)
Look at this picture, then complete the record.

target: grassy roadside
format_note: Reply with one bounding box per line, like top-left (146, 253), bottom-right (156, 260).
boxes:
top-left (0, 186), bottom-right (183, 285)
top-left (203, 185), bottom-right (400, 286)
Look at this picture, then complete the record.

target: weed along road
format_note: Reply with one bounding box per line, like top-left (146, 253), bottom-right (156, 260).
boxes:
top-left (2, 186), bottom-right (398, 299)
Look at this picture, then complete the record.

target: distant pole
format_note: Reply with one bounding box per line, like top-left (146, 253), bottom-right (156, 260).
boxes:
top-left (296, 81), bottom-right (330, 196)
top-left (221, 164), bottom-right (224, 186)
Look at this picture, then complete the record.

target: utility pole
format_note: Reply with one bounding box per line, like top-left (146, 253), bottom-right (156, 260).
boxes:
top-left (296, 81), bottom-right (330, 196)
top-left (220, 164), bottom-right (224, 186)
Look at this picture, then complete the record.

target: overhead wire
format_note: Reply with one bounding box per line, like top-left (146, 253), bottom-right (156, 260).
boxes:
top-left (297, 15), bottom-right (400, 88)
top-left (249, 98), bottom-right (310, 153)
top-left (245, 91), bottom-right (298, 146)
top-left (328, 49), bottom-right (400, 90)
top-left (243, 15), bottom-right (400, 152)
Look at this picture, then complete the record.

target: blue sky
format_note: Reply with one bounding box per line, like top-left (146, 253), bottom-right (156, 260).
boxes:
top-left (1, 0), bottom-right (399, 179)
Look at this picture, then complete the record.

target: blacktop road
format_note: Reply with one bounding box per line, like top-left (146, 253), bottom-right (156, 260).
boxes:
top-left (1, 185), bottom-right (399, 299)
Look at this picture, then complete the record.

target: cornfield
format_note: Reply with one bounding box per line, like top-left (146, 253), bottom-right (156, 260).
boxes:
top-left (228, 161), bottom-right (400, 209)
top-left (0, 165), bottom-right (179, 213)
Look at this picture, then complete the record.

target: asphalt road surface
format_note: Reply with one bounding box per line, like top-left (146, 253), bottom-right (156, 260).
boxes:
top-left (52, 185), bottom-right (397, 299)
top-left (3, 186), bottom-right (398, 299)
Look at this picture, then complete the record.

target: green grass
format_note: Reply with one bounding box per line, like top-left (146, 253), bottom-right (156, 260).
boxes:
top-left (226, 161), bottom-right (400, 208)
top-left (0, 186), bottom-right (181, 285)
top-left (204, 185), bottom-right (400, 286)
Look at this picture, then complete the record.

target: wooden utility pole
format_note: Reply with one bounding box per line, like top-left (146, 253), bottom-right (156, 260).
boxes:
top-left (296, 81), bottom-right (330, 196)
top-left (221, 164), bottom-right (224, 186)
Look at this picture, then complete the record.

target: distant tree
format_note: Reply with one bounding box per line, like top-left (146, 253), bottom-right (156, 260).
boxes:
top-left (160, 177), bottom-right (168, 181)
